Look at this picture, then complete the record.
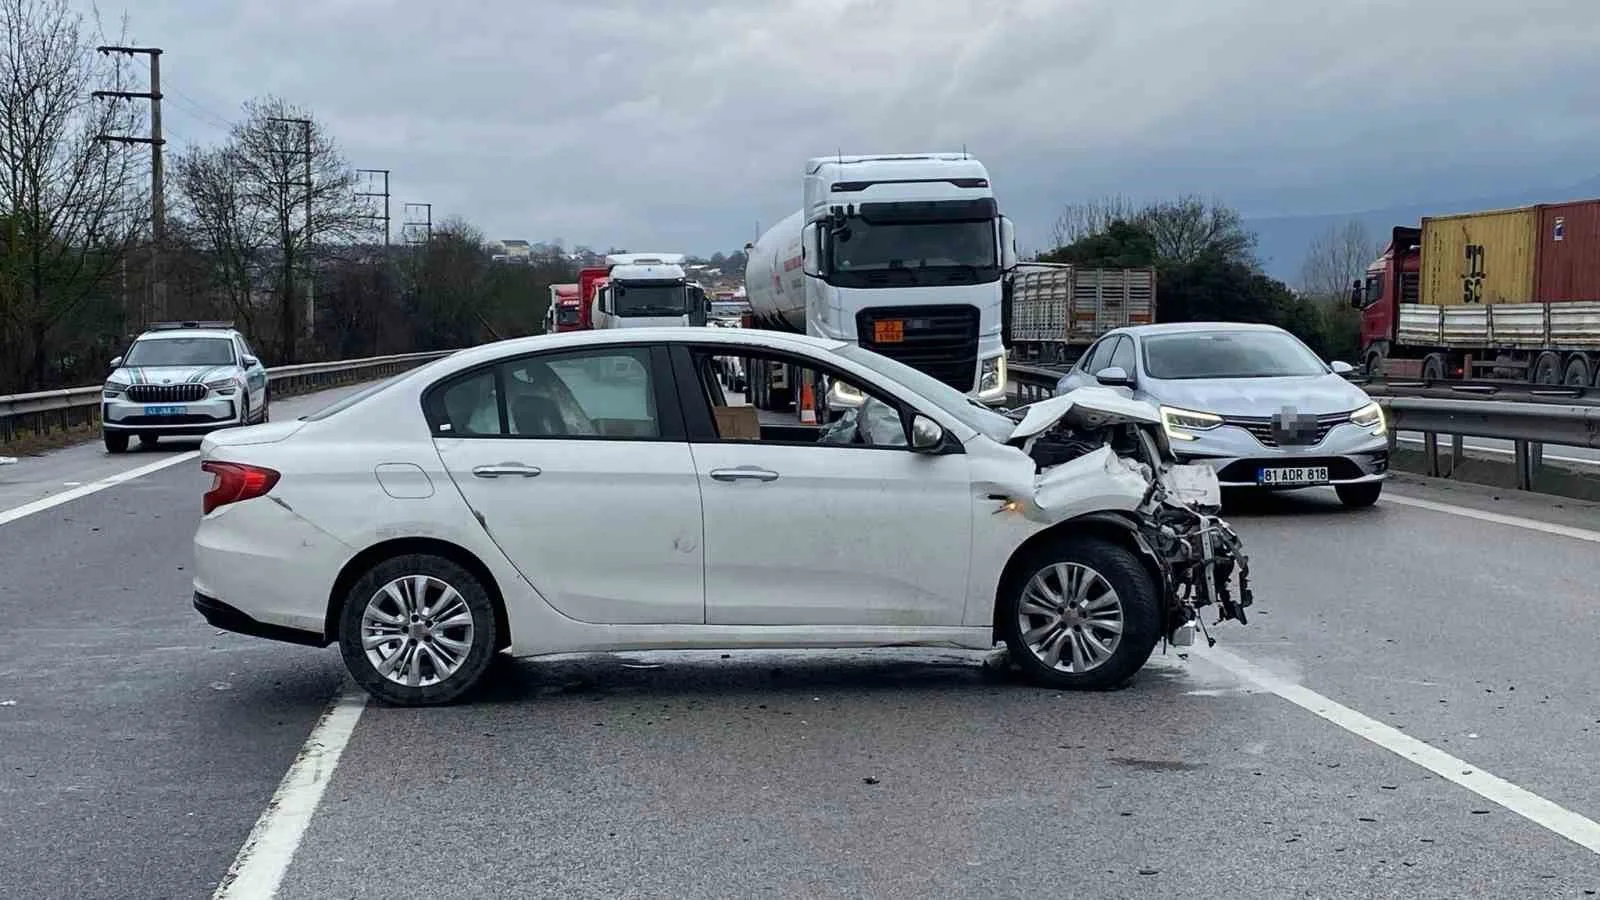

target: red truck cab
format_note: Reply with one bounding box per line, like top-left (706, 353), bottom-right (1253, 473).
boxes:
top-left (576, 266), bottom-right (611, 331)
top-left (1354, 226), bottom-right (1422, 376)
top-left (551, 283), bottom-right (583, 333)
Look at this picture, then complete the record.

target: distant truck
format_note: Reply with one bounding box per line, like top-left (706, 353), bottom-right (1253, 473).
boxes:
top-left (547, 283), bottom-right (582, 333)
top-left (589, 253), bottom-right (709, 330)
top-left (1005, 263), bottom-right (1157, 366)
top-left (741, 152), bottom-right (1017, 418)
top-left (1354, 199), bottom-right (1600, 386)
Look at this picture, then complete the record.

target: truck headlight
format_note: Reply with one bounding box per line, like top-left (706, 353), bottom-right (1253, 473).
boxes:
top-left (205, 378), bottom-right (238, 396)
top-left (978, 355), bottom-right (1006, 395)
top-left (1160, 405), bottom-right (1222, 441)
top-left (1349, 401), bottom-right (1385, 435)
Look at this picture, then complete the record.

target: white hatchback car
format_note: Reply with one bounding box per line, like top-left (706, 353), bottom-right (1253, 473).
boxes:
top-left (192, 328), bottom-right (1253, 706)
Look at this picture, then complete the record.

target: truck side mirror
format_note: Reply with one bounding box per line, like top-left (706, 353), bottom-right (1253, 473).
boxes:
top-left (801, 223), bottom-right (822, 278)
top-left (1349, 279), bottom-right (1364, 309)
top-left (1000, 217), bottom-right (1018, 270)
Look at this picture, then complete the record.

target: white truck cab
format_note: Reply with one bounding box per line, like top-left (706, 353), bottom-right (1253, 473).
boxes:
top-left (745, 153), bottom-right (1018, 408)
top-left (590, 253), bottom-right (710, 329)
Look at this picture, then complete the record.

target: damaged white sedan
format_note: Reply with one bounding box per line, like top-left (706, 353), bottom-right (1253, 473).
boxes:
top-left (192, 328), bottom-right (1252, 706)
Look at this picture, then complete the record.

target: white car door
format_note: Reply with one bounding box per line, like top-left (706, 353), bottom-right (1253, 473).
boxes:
top-left (426, 344), bottom-right (705, 625)
top-left (673, 344), bottom-right (974, 627)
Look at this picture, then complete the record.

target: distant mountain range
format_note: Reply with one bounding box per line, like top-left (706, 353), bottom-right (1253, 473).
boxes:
top-left (1246, 175), bottom-right (1600, 284)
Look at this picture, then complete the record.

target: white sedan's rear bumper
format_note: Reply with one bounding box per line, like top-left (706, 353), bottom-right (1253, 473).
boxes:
top-left (192, 494), bottom-right (354, 642)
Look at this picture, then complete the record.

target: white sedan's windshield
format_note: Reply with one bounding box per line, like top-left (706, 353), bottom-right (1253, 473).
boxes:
top-left (835, 345), bottom-right (1013, 442)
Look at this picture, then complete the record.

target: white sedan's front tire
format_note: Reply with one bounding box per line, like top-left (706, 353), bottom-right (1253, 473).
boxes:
top-left (338, 554), bottom-right (499, 706)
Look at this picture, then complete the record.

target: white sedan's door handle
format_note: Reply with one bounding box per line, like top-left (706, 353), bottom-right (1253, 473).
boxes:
top-left (472, 463), bottom-right (542, 478)
top-left (709, 466), bottom-right (779, 483)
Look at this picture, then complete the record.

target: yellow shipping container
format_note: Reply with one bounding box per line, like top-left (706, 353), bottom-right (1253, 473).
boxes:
top-left (1419, 206), bottom-right (1538, 305)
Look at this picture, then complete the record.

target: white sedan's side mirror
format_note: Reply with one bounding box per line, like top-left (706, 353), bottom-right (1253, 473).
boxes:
top-left (1330, 360), bottom-right (1355, 376)
top-left (910, 414), bottom-right (944, 452)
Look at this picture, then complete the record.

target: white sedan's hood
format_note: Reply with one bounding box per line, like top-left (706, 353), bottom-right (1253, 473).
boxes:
top-left (1005, 386), bottom-right (1161, 442)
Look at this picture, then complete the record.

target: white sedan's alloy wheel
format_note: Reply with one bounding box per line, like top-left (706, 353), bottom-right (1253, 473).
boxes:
top-left (339, 554), bottom-right (498, 706)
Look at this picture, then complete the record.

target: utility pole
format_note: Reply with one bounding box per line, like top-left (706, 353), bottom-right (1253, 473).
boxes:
top-left (355, 169), bottom-right (391, 247)
top-left (267, 116), bottom-right (314, 348)
top-left (93, 46), bottom-right (163, 324)
top-left (402, 203), bottom-right (432, 245)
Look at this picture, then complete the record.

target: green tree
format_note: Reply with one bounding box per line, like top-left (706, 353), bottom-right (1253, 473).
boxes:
top-left (1040, 219), bottom-right (1157, 268)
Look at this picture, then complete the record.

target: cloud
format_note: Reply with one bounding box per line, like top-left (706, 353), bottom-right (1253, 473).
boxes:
top-left (104, 0), bottom-right (1600, 256)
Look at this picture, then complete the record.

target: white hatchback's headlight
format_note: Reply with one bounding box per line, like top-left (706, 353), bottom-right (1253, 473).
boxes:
top-left (205, 378), bottom-right (238, 396)
top-left (1349, 401), bottom-right (1385, 434)
top-left (1160, 405), bottom-right (1222, 441)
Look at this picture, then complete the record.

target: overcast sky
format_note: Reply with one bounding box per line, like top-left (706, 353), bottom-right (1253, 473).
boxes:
top-left (107, 0), bottom-right (1600, 257)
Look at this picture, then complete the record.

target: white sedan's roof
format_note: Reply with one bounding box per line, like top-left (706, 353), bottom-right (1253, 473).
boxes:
top-left (437, 327), bottom-right (849, 373)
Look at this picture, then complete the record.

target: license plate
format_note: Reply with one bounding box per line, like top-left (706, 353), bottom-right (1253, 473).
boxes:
top-left (143, 405), bottom-right (186, 416)
top-left (1258, 466), bottom-right (1329, 487)
top-left (873, 319), bottom-right (905, 343)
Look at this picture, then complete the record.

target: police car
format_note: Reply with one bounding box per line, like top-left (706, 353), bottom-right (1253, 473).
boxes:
top-left (100, 322), bottom-right (270, 453)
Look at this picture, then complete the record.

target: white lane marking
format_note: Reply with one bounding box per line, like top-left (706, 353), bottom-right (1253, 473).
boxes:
top-left (1382, 492), bottom-right (1600, 544)
top-left (0, 451), bottom-right (199, 527)
top-left (1396, 435), bottom-right (1600, 469)
top-left (1196, 645), bottom-right (1600, 856)
top-left (214, 687), bottom-right (368, 899)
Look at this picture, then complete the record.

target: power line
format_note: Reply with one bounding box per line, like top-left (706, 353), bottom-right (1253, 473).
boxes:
top-left (402, 202), bottom-right (432, 245)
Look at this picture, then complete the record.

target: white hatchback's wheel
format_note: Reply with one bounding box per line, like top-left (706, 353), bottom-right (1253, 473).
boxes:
top-left (338, 554), bottom-right (498, 706)
top-left (999, 537), bottom-right (1160, 690)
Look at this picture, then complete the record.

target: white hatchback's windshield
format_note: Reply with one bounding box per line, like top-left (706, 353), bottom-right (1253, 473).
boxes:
top-left (835, 345), bottom-right (1013, 442)
top-left (1142, 330), bottom-right (1329, 380)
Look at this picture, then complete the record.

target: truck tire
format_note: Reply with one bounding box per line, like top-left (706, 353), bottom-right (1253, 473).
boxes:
top-left (998, 536), bottom-right (1161, 691)
top-left (1532, 352), bottom-right (1562, 385)
top-left (1421, 354), bottom-right (1446, 381)
top-left (1563, 355), bottom-right (1591, 387)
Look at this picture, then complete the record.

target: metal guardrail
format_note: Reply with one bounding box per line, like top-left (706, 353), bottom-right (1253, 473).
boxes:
top-left (1006, 364), bottom-right (1600, 492)
top-left (0, 350), bottom-right (455, 445)
top-left (1377, 397), bottom-right (1600, 490)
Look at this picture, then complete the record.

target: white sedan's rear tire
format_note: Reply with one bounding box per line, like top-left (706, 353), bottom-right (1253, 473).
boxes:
top-left (338, 554), bottom-right (498, 706)
top-left (999, 536), bottom-right (1161, 691)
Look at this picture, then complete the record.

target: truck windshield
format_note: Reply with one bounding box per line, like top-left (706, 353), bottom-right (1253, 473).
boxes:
top-left (826, 218), bottom-right (997, 287)
top-left (556, 304), bottom-right (580, 325)
top-left (613, 281), bottom-right (688, 316)
top-left (1142, 330), bottom-right (1329, 380)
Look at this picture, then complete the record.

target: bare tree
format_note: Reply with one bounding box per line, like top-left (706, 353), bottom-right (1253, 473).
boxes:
top-left (1298, 219), bottom-right (1380, 301)
top-left (1139, 194), bottom-right (1256, 266)
top-left (1047, 194), bottom-right (1141, 249)
top-left (223, 96), bottom-right (366, 362)
top-left (0, 0), bottom-right (143, 390)
top-left (171, 144), bottom-right (271, 338)
top-left (1045, 194), bottom-right (1256, 268)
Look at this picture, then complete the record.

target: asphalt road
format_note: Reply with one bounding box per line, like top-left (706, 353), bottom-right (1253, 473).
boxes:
top-left (2, 390), bottom-right (1598, 899)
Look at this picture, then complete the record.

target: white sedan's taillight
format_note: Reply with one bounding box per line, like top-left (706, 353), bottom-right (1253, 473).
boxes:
top-left (201, 461), bottom-right (280, 514)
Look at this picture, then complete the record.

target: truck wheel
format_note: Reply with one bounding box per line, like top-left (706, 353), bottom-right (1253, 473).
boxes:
top-left (998, 536), bottom-right (1160, 691)
top-left (1563, 356), bottom-right (1591, 387)
top-left (1363, 345), bottom-right (1387, 378)
top-left (1421, 354), bottom-right (1446, 381)
top-left (1532, 352), bottom-right (1562, 385)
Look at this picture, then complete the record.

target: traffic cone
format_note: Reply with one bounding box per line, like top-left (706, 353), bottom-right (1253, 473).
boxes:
top-left (799, 379), bottom-right (817, 424)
